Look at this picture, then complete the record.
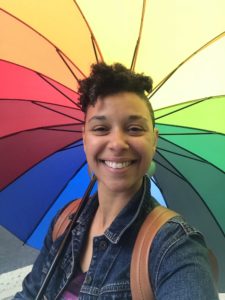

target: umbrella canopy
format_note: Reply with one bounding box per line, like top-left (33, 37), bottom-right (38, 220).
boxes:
top-left (0, 0), bottom-right (225, 291)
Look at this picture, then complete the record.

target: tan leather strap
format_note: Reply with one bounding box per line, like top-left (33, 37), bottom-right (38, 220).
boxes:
top-left (131, 206), bottom-right (178, 300)
top-left (208, 249), bottom-right (219, 284)
top-left (52, 199), bottom-right (81, 241)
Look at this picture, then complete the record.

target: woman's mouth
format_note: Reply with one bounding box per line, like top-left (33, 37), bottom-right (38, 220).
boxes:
top-left (101, 160), bottom-right (135, 169)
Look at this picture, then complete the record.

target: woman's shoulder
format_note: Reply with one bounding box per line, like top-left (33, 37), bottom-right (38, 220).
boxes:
top-left (162, 214), bottom-right (203, 237)
top-left (152, 213), bottom-right (206, 254)
top-left (149, 212), bottom-right (209, 280)
top-left (148, 212), bottom-right (218, 299)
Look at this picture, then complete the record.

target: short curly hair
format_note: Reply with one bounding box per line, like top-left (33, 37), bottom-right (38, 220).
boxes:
top-left (78, 63), bottom-right (155, 126)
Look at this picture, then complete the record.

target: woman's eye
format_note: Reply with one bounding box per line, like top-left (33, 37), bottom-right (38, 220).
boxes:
top-left (128, 126), bottom-right (144, 135)
top-left (92, 126), bottom-right (109, 134)
top-left (128, 126), bottom-right (144, 133)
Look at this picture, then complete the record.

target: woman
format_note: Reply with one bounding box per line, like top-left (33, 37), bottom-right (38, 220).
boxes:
top-left (14, 63), bottom-right (218, 299)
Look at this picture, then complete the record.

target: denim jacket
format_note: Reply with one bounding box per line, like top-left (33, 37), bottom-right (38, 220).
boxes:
top-left (14, 176), bottom-right (218, 299)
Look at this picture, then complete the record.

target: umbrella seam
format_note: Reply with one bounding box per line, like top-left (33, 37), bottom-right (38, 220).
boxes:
top-left (158, 136), bottom-right (225, 174)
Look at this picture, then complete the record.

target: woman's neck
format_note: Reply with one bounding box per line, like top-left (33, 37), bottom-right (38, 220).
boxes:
top-left (95, 183), bottom-right (141, 230)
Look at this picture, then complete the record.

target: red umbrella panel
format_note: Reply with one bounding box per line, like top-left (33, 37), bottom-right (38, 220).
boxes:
top-left (0, 60), bottom-right (84, 190)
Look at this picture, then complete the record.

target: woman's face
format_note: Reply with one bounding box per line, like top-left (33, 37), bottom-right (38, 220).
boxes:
top-left (83, 92), bottom-right (158, 197)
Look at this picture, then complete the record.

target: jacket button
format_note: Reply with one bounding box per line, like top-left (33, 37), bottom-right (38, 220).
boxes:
top-left (99, 240), bottom-right (108, 250)
top-left (85, 274), bottom-right (92, 284)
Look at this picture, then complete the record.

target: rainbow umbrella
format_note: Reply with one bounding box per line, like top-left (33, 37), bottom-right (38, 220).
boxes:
top-left (0, 0), bottom-right (225, 291)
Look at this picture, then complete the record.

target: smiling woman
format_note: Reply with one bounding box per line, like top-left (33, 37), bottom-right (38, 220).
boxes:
top-left (83, 92), bottom-right (158, 204)
top-left (13, 63), bottom-right (219, 300)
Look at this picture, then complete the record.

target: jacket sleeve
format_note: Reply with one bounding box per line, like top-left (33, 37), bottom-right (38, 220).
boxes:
top-left (149, 216), bottom-right (219, 300)
top-left (12, 214), bottom-right (59, 299)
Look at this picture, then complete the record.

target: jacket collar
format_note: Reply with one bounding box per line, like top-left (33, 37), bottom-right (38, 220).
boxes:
top-left (77, 175), bottom-right (154, 244)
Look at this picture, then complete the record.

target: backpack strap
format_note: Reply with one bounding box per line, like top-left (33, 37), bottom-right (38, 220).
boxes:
top-left (130, 206), bottom-right (178, 300)
top-left (208, 248), bottom-right (219, 284)
top-left (52, 199), bottom-right (81, 241)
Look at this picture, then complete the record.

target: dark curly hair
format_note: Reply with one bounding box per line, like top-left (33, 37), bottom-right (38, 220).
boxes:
top-left (78, 63), bottom-right (155, 126)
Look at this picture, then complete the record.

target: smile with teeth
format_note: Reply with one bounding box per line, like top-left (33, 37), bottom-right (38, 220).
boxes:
top-left (102, 160), bottom-right (134, 169)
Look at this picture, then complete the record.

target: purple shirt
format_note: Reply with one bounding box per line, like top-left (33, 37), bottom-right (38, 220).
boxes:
top-left (61, 268), bottom-right (86, 300)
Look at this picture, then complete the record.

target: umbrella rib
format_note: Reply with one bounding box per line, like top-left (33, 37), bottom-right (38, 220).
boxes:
top-left (156, 121), bottom-right (225, 136)
top-left (160, 132), bottom-right (214, 136)
top-left (91, 35), bottom-right (100, 63)
top-left (130, 0), bottom-right (146, 70)
top-left (73, 0), bottom-right (104, 63)
top-left (37, 72), bottom-right (81, 109)
top-left (148, 31), bottom-right (225, 98)
top-left (0, 123), bottom-right (82, 140)
top-left (35, 124), bottom-right (83, 132)
top-left (24, 160), bottom-right (88, 244)
top-left (155, 97), bottom-right (206, 120)
top-left (159, 136), bottom-right (225, 174)
top-left (57, 141), bottom-right (83, 152)
top-left (34, 100), bottom-right (81, 112)
top-left (154, 151), bottom-right (186, 181)
top-left (33, 101), bottom-right (84, 123)
top-left (44, 128), bottom-right (82, 133)
top-left (46, 122), bottom-right (83, 128)
top-left (2, 98), bottom-right (82, 122)
top-left (56, 49), bottom-right (81, 84)
top-left (157, 146), bottom-right (205, 163)
top-left (155, 152), bottom-right (225, 240)
top-left (2, 97), bottom-right (79, 111)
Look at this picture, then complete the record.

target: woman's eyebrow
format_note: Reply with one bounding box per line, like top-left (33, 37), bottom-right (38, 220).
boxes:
top-left (127, 115), bottom-right (149, 122)
top-left (87, 115), bottom-right (106, 123)
top-left (88, 115), bottom-right (149, 123)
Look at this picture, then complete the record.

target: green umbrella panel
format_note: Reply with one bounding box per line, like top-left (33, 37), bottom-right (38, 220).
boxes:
top-left (154, 95), bottom-right (225, 291)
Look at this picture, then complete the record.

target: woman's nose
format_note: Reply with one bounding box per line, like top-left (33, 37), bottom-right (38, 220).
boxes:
top-left (108, 129), bottom-right (129, 151)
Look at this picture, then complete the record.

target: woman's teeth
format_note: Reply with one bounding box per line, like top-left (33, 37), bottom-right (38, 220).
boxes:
top-left (104, 160), bottom-right (132, 169)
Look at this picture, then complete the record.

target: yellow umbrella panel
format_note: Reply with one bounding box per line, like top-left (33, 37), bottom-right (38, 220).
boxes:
top-left (1, 0), bottom-right (225, 88)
